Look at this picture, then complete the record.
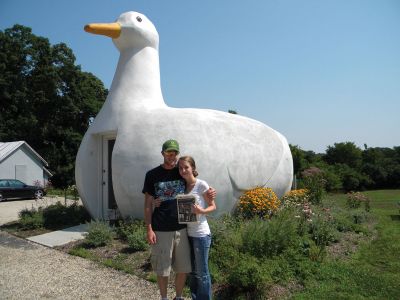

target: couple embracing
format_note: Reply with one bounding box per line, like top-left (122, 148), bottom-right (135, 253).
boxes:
top-left (143, 139), bottom-right (216, 300)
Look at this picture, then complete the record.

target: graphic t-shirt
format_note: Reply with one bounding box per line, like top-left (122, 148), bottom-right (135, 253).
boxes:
top-left (142, 165), bottom-right (186, 231)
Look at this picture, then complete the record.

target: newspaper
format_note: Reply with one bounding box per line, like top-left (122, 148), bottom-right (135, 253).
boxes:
top-left (176, 194), bottom-right (199, 224)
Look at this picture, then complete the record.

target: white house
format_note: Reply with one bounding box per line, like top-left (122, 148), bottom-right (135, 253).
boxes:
top-left (0, 141), bottom-right (52, 187)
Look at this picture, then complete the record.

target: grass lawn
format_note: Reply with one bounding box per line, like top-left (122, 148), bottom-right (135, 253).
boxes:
top-left (291, 190), bottom-right (400, 299)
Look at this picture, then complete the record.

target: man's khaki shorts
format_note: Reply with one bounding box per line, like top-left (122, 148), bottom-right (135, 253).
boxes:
top-left (151, 228), bottom-right (192, 277)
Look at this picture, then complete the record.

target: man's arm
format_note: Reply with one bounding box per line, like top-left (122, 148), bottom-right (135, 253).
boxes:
top-left (144, 192), bottom-right (156, 244)
top-left (204, 187), bottom-right (216, 202)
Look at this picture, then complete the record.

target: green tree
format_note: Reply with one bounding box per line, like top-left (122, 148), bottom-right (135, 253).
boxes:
top-left (323, 142), bottom-right (363, 169)
top-left (321, 165), bottom-right (342, 192)
top-left (0, 25), bottom-right (107, 187)
top-left (362, 147), bottom-right (400, 189)
top-left (289, 144), bottom-right (307, 175)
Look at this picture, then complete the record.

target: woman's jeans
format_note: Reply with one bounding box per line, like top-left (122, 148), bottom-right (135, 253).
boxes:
top-left (188, 235), bottom-right (212, 300)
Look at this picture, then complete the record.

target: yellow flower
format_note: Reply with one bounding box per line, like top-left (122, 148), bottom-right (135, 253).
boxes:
top-left (238, 187), bottom-right (279, 219)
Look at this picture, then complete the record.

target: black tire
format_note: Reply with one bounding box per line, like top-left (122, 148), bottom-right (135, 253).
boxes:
top-left (34, 189), bottom-right (44, 199)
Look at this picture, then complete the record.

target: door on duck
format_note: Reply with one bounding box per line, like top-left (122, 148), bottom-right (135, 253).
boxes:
top-left (102, 136), bottom-right (119, 223)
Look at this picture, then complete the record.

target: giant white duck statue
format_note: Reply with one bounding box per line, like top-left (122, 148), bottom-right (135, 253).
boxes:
top-left (75, 11), bottom-right (293, 220)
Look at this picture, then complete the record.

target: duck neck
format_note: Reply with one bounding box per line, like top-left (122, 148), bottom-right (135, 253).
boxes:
top-left (108, 46), bottom-right (166, 109)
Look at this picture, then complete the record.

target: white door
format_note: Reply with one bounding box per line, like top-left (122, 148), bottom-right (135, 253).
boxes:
top-left (15, 165), bottom-right (27, 183)
top-left (102, 136), bottom-right (118, 220)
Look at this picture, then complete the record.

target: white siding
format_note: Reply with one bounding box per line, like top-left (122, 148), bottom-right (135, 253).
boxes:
top-left (0, 145), bottom-right (44, 186)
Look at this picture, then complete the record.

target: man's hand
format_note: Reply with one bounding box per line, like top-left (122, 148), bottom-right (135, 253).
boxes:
top-left (205, 187), bottom-right (216, 201)
top-left (144, 192), bottom-right (156, 244)
top-left (147, 227), bottom-right (157, 245)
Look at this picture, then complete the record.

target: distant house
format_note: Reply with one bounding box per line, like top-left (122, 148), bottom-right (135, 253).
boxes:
top-left (0, 141), bottom-right (52, 187)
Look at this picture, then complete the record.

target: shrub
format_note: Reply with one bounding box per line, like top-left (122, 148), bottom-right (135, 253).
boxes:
top-left (127, 230), bottom-right (149, 251)
top-left (42, 202), bottom-right (90, 228)
top-left (306, 214), bottom-right (336, 262)
top-left (208, 216), bottom-right (244, 284)
top-left (66, 203), bottom-right (91, 224)
top-left (346, 191), bottom-right (371, 212)
top-left (301, 167), bottom-right (326, 205)
top-left (241, 209), bottom-right (300, 258)
top-left (208, 202), bottom-right (374, 296)
top-left (332, 211), bottom-right (358, 232)
top-left (294, 201), bottom-right (314, 236)
top-left (84, 220), bottom-right (114, 247)
top-left (18, 207), bottom-right (44, 229)
top-left (351, 209), bottom-right (371, 225)
top-left (308, 240), bottom-right (326, 262)
top-left (115, 219), bottom-right (145, 241)
top-left (209, 211), bottom-right (313, 297)
top-left (281, 189), bottom-right (309, 208)
top-left (67, 184), bottom-right (79, 200)
top-left (18, 207), bottom-right (37, 219)
top-left (42, 202), bottom-right (68, 227)
top-left (227, 254), bottom-right (272, 298)
top-left (328, 206), bottom-right (371, 234)
top-left (114, 219), bottom-right (148, 251)
top-left (309, 212), bottom-right (337, 247)
top-left (238, 187), bottom-right (280, 219)
top-left (209, 214), bottom-right (243, 246)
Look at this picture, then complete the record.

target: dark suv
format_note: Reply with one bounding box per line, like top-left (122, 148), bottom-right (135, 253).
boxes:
top-left (0, 179), bottom-right (46, 201)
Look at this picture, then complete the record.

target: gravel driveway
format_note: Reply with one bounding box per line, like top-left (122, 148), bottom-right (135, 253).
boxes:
top-left (0, 231), bottom-right (174, 299)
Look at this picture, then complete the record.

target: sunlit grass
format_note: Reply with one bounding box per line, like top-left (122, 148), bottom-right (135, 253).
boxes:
top-left (292, 190), bottom-right (400, 299)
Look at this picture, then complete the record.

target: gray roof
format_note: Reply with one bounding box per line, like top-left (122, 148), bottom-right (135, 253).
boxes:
top-left (0, 141), bottom-right (49, 166)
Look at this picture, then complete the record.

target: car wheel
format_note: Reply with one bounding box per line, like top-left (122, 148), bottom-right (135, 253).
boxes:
top-left (34, 190), bottom-right (44, 199)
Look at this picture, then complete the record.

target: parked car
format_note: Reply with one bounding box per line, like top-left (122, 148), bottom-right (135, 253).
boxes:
top-left (0, 179), bottom-right (46, 201)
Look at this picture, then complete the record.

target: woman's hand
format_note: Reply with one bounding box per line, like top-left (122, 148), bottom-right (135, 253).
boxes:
top-left (191, 203), bottom-right (204, 214)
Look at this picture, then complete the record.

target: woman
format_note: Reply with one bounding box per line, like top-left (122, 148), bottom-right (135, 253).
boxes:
top-left (178, 156), bottom-right (216, 300)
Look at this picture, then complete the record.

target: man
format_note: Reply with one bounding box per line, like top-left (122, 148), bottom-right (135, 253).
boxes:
top-left (143, 139), bottom-right (215, 300)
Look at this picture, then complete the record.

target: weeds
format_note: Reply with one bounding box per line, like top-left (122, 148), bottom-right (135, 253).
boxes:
top-left (16, 201), bottom-right (89, 231)
top-left (84, 220), bottom-right (114, 247)
top-left (18, 207), bottom-right (44, 229)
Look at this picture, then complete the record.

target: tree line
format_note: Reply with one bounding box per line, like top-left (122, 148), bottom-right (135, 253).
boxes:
top-left (0, 25), bottom-right (107, 187)
top-left (1, 25), bottom-right (398, 191)
top-left (291, 142), bottom-right (400, 192)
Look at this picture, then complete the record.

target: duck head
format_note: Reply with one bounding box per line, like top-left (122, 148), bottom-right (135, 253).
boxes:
top-left (84, 11), bottom-right (159, 51)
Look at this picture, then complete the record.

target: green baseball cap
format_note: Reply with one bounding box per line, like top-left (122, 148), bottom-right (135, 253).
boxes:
top-left (162, 139), bottom-right (180, 153)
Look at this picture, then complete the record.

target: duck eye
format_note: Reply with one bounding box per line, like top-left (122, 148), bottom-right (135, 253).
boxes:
top-left (136, 16), bottom-right (142, 22)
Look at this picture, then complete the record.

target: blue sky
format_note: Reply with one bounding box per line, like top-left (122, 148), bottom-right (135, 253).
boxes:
top-left (1, 0), bottom-right (399, 153)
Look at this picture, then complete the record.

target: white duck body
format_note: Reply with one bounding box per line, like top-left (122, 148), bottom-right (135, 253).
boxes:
top-left (76, 11), bottom-right (293, 219)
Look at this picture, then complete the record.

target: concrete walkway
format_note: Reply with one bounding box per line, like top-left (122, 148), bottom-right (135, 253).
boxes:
top-left (0, 197), bottom-right (89, 247)
top-left (27, 224), bottom-right (88, 247)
